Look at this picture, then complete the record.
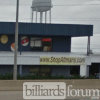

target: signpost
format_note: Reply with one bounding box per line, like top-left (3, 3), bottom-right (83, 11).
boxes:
top-left (87, 36), bottom-right (90, 56)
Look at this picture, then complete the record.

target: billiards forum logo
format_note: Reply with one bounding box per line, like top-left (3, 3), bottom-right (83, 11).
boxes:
top-left (23, 82), bottom-right (100, 100)
top-left (23, 82), bottom-right (66, 99)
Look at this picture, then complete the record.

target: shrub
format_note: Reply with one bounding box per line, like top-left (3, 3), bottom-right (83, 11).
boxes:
top-left (0, 74), bottom-right (96, 80)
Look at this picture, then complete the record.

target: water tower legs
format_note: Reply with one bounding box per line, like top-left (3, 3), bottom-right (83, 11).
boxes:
top-left (45, 11), bottom-right (47, 23)
top-left (31, 9), bottom-right (34, 23)
top-left (36, 7), bottom-right (38, 23)
top-left (50, 8), bottom-right (51, 23)
top-left (40, 12), bottom-right (43, 23)
top-left (31, 7), bottom-right (51, 23)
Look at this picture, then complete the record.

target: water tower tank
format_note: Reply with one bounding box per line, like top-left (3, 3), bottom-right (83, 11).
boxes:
top-left (32, 0), bottom-right (52, 12)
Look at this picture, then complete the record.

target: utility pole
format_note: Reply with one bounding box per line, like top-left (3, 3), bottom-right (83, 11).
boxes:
top-left (13, 0), bottom-right (19, 80)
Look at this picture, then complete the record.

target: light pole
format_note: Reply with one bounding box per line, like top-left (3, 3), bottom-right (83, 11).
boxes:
top-left (13, 0), bottom-right (19, 80)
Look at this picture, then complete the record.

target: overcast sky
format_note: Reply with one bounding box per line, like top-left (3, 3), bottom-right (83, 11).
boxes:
top-left (0, 0), bottom-right (100, 53)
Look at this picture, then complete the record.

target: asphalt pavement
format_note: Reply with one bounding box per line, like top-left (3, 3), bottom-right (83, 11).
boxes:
top-left (0, 91), bottom-right (99, 100)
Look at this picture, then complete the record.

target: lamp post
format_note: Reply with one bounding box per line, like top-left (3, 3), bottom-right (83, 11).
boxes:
top-left (13, 0), bottom-right (19, 80)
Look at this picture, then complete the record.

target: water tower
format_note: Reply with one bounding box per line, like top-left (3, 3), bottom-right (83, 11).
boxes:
top-left (31, 0), bottom-right (53, 23)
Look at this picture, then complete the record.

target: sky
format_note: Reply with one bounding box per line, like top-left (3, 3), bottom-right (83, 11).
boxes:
top-left (0, 0), bottom-right (100, 53)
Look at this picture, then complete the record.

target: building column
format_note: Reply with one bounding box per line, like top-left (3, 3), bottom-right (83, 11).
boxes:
top-left (80, 65), bottom-right (89, 77)
top-left (19, 65), bottom-right (22, 76)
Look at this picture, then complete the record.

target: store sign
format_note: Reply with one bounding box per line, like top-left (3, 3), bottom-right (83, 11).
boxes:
top-left (40, 57), bottom-right (85, 65)
top-left (11, 43), bottom-right (18, 51)
top-left (11, 43), bottom-right (15, 51)
top-left (21, 36), bottom-right (29, 46)
top-left (1, 35), bottom-right (8, 44)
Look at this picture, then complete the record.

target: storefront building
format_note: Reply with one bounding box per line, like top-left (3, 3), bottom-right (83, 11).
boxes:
top-left (0, 22), bottom-right (93, 77)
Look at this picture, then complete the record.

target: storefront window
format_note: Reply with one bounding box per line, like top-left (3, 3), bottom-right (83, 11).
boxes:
top-left (30, 38), bottom-right (42, 51)
top-left (30, 38), bottom-right (42, 47)
top-left (30, 67), bottom-right (51, 76)
top-left (42, 38), bottom-right (52, 51)
top-left (30, 37), bottom-right (52, 51)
